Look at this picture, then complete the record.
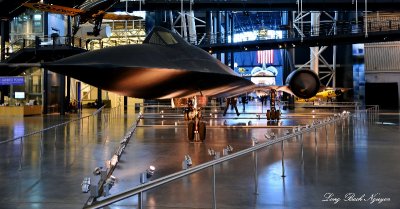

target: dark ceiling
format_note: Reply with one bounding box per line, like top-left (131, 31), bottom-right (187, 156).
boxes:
top-left (2, 0), bottom-right (400, 20)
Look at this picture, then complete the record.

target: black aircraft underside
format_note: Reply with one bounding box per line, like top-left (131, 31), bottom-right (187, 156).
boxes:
top-left (45, 63), bottom-right (254, 99)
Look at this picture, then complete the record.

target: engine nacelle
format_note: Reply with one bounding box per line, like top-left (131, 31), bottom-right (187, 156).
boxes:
top-left (285, 69), bottom-right (320, 99)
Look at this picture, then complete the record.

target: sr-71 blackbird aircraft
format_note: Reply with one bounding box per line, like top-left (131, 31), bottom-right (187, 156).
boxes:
top-left (23, 0), bottom-right (142, 36)
top-left (37, 26), bottom-right (321, 100)
top-left (1, 26), bottom-right (321, 141)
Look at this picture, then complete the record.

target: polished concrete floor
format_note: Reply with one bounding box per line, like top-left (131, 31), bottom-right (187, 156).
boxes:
top-left (0, 102), bottom-right (399, 209)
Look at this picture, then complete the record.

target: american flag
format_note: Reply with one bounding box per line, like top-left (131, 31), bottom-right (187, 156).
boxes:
top-left (257, 50), bottom-right (274, 64)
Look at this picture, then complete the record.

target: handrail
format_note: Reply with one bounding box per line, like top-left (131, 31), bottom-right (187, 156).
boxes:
top-left (0, 105), bottom-right (106, 145)
top-left (84, 112), bottom-right (351, 209)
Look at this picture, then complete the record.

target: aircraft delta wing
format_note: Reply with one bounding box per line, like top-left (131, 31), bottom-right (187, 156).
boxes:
top-left (0, 27), bottom-right (321, 100)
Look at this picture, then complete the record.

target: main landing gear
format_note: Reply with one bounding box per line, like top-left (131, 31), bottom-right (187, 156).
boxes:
top-left (186, 108), bottom-right (206, 142)
top-left (266, 89), bottom-right (280, 121)
top-left (177, 96), bottom-right (207, 142)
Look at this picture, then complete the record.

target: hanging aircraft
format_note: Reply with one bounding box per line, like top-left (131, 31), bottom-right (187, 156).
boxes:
top-left (0, 26), bottom-right (321, 141)
top-left (295, 88), bottom-right (351, 103)
top-left (35, 26), bottom-right (321, 99)
top-left (23, 0), bottom-right (142, 36)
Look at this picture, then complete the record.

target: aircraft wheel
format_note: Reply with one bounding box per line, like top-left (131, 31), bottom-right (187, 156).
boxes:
top-left (266, 110), bottom-right (271, 120)
top-left (270, 109), bottom-right (275, 120)
top-left (199, 121), bottom-right (206, 141)
top-left (187, 121), bottom-right (195, 141)
top-left (275, 110), bottom-right (280, 120)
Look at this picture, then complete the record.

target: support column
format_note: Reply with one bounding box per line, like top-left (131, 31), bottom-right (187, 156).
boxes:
top-left (205, 11), bottom-right (212, 45)
top-left (0, 87), bottom-right (4, 104)
top-left (224, 11), bottom-right (229, 66)
top-left (310, 12), bottom-right (320, 74)
top-left (1, 20), bottom-right (6, 61)
top-left (66, 76), bottom-right (71, 109)
top-left (216, 11), bottom-right (221, 60)
top-left (187, 11), bottom-right (197, 44)
top-left (43, 69), bottom-right (48, 114)
top-left (230, 13), bottom-right (235, 70)
top-left (76, 81), bottom-right (81, 111)
top-left (124, 96), bottom-right (128, 111)
top-left (97, 87), bottom-right (102, 108)
top-left (59, 75), bottom-right (66, 115)
top-left (67, 16), bottom-right (72, 46)
top-left (332, 11), bottom-right (338, 88)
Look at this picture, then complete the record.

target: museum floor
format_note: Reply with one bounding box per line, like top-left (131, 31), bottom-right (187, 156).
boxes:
top-left (0, 102), bottom-right (399, 209)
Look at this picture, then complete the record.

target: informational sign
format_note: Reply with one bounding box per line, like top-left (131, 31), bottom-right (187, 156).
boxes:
top-left (0, 77), bottom-right (25, 86)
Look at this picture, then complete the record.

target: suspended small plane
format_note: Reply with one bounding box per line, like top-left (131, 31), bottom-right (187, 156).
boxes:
top-left (23, 0), bottom-right (142, 36)
top-left (296, 88), bottom-right (351, 102)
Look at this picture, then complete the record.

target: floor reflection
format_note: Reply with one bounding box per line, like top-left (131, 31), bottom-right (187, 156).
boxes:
top-left (0, 104), bottom-right (399, 209)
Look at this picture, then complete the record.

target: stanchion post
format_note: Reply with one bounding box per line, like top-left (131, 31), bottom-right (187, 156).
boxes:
top-left (300, 134), bottom-right (304, 164)
top-left (138, 192), bottom-right (143, 209)
top-left (325, 124), bottom-right (328, 143)
top-left (19, 137), bottom-right (23, 171)
top-left (212, 164), bottom-right (217, 209)
top-left (281, 141), bottom-right (285, 177)
top-left (253, 151), bottom-right (259, 194)
top-left (314, 127), bottom-right (317, 144)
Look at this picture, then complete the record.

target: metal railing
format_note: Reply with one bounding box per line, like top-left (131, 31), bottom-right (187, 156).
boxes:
top-left (354, 105), bottom-right (380, 123)
top-left (83, 111), bottom-right (352, 209)
top-left (4, 35), bottom-right (87, 61)
top-left (85, 113), bottom-right (143, 206)
top-left (294, 101), bottom-right (361, 112)
top-left (193, 19), bottom-right (400, 47)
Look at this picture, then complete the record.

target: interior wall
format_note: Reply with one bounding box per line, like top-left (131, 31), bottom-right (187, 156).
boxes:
top-left (365, 73), bottom-right (400, 109)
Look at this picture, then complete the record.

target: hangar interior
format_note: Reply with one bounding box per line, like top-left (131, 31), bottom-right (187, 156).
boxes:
top-left (0, 0), bottom-right (399, 209)
top-left (1, 0), bottom-right (400, 111)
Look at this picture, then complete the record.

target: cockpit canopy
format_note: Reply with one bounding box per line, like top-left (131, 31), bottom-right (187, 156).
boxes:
top-left (143, 27), bottom-right (183, 46)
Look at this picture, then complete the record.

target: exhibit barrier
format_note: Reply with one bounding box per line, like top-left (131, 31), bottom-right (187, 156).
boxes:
top-left (83, 112), bottom-right (352, 209)
top-left (354, 105), bottom-right (380, 123)
top-left (294, 101), bottom-right (361, 112)
top-left (135, 100), bottom-right (289, 115)
top-left (84, 113), bottom-right (142, 206)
